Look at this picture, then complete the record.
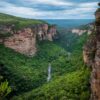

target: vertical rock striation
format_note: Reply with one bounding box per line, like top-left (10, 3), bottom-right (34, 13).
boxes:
top-left (83, 3), bottom-right (100, 100)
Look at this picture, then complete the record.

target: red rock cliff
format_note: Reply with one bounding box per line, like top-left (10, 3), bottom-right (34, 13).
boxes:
top-left (83, 4), bottom-right (100, 100)
top-left (0, 24), bottom-right (57, 56)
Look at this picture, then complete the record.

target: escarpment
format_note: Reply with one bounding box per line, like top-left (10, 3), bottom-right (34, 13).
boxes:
top-left (0, 23), bottom-right (57, 56)
top-left (83, 4), bottom-right (100, 100)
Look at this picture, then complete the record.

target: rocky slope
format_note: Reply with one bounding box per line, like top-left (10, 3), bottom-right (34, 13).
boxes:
top-left (83, 5), bottom-right (100, 100)
top-left (0, 14), bottom-right (57, 56)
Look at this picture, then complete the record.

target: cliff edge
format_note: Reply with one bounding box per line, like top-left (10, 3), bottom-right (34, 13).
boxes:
top-left (0, 13), bottom-right (57, 56)
top-left (83, 3), bottom-right (100, 100)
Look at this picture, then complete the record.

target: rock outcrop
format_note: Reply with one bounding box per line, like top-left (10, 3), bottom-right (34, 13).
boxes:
top-left (37, 24), bottom-right (56, 41)
top-left (83, 4), bottom-right (100, 100)
top-left (72, 29), bottom-right (87, 35)
top-left (4, 28), bottom-right (36, 56)
top-left (72, 24), bottom-right (94, 36)
top-left (0, 23), bottom-right (57, 56)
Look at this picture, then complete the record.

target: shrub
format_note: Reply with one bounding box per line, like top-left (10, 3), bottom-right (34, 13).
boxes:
top-left (0, 76), bottom-right (12, 100)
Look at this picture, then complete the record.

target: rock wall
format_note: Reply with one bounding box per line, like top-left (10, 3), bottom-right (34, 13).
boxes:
top-left (72, 29), bottom-right (87, 35)
top-left (83, 4), bottom-right (100, 100)
top-left (4, 28), bottom-right (36, 56)
top-left (72, 24), bottom-right (94, 36)
top-left (0, 23), bottom-right (57, 56)
top-left (37, 24), bottom-right (56, 41)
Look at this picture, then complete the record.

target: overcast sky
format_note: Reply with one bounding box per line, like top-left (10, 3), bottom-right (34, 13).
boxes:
top-left (0, 0), bottom-right (99, 19)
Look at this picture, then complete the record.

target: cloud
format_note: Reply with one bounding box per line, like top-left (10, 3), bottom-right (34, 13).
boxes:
top-left (0, 0), bottom-right (98, 19)
top-left (79, 2), bottom-right (98, 8)
top-left (0, 1), bottom-right (57, 18)
top-left (0, 1), bottom-right (36, 16)
top-left (24, 0), bottom-right (74, 6)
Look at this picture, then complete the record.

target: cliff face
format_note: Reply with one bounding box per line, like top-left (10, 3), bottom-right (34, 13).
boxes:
top-left (4, 28), bottom-right (36, 56)
top-left (83, 6), bottom-right (100, 100)
top-left (72, 26), bottom-right (93, 36)
top-left (0, 23), bottom-right (57, 56)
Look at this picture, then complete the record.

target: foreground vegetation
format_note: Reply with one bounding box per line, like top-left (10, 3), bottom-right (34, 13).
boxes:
top-left (0, 75), bottom-right (11, 100)
top-left (13, 69), bottom-right (90, 100)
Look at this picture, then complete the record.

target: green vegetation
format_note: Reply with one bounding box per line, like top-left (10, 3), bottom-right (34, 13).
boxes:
top-left (0, 41), bottom-right (71, 93)
top-left (0, 13), bottom-right (46, 29)
top-left (55, 28), bottom-right (89, 52)
top-left (0, 33), bottom-right (89, 100)
top-left (0, 13), bottom-right (91, 100)
top-left (0, 32), bottom-right (12, 38)
top-left (0, 75), bottom-right (12, 100)
top-left (12, 69), bottom-right (90, 100)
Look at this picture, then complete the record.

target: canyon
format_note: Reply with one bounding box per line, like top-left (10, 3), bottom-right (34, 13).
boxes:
top-left (0, 4), bottom-right (99, 100)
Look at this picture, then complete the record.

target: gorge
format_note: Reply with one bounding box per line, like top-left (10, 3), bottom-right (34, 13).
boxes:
top-left (0, 3), bottom-right (99, 100)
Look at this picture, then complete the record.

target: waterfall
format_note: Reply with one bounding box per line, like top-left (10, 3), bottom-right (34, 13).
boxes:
top-left (68, 52), bottom-right (71, 60)
top-left (47, 63), bottom-right (51, 82)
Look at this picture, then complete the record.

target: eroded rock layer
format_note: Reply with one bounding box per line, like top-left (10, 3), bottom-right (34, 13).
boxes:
top-left (83, 6), bottom-right (100, 100)
top-left (0, 24), bottom-right (57, 56)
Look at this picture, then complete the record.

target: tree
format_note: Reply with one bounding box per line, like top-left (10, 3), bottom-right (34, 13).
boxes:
top-left (98, 2), bottom-right (100, 6)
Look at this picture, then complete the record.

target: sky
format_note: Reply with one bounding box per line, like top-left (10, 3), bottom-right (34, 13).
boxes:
top-left (0, 0), bottom-right (99, 19)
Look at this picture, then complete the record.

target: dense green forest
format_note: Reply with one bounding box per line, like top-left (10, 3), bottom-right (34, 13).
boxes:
top-left (0, 13), bottom-right (90, 100)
